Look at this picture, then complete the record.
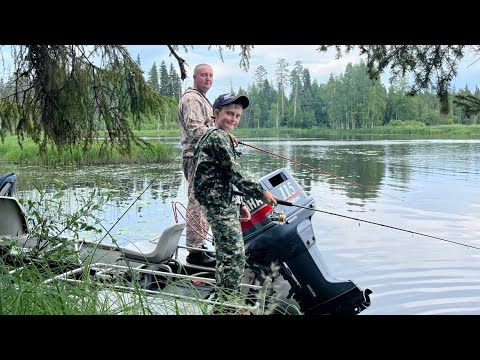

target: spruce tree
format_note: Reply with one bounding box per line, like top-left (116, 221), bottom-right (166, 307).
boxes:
top-left (0, 45), bottom-right (167, 155)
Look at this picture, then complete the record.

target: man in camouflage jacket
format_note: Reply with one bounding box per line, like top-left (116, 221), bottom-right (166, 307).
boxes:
top-left (177, 64), bottom-right (216, 267)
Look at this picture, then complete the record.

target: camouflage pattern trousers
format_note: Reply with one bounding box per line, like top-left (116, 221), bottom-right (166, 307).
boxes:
top-left (183, 157), bottom-right (210, 251)
top-left (203, 204), bottom-right (245, 297)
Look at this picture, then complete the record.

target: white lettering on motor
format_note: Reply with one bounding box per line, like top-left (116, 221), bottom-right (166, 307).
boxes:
top-left (289, 195), bottom-right (300, 204)
top-left (245, 197), bottom-right (263, 212)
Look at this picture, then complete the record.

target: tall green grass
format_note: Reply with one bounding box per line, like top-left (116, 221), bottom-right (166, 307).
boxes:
top-left (2, 125), bottom-right (479, 166)
top-left (0, 253), bottom-right (299, 315)
top-left (1, 189), bottom-right (299, 315)
top-left (0, 137), bottom-right (177, 166)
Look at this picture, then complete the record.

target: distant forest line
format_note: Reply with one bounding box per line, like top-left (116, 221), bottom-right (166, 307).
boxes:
top-left (1, 55), bottom-right (478, 142)
top-left (135, 59), bottom-right (479, 132)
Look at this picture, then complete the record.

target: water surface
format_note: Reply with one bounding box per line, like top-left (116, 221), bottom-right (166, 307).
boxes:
top-left (3, 138), bottom-right (480, 314)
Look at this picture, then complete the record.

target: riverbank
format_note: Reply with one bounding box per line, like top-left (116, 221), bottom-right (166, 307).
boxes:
top-left (136, 124), bottom-right (480, 138)
top-left (0, 136), bottom-right (176, 166)
top-left (2, 124), bottom-right (480, 165)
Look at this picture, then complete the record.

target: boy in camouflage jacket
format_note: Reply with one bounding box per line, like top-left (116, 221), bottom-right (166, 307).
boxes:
top-left (193, 93), bottom-right (277, 308)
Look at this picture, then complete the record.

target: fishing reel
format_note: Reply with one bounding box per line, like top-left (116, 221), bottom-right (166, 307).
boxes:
top-left (267, 206), bottom-right (286, 225)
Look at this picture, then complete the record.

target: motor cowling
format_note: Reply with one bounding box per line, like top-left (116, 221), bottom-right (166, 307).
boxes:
top-left (241, 168), bottom-right (372, 315)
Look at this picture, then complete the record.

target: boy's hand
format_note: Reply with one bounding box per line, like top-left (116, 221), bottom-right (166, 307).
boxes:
top-left (261, 191), bottom-right (277, 207)
top-left (239, 205), bottom-right (251, 221)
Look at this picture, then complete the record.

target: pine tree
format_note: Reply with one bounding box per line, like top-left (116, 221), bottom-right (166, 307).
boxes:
top-left (168, 63), bottom-right (182, 100)
top-left (148, 62), bottom-right (160, 92)
top-left (158, 61), bottom-right (169, 96)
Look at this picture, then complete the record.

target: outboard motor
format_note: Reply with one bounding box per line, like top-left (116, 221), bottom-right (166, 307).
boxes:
top-left (241, 168), bottom-right (372, 315)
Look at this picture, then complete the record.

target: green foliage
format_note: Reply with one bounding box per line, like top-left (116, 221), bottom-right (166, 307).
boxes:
top-left (0, 45), bottom-right (170, 156)
top-left (0, 195), bottom-right (296, 314)
top-left (241, 60), bottom-right (478, 130)
top-left (158, 61), bottom-right (170, 95)
top-left (318, 45), bottom-right (480, 115)
top-left (0, 135), bottom-right (176, 166)
top-left (0, 268), bottom-right (109, 315)
top-left (389, 120), bottom-right (426, 127)
top-left (19, 183), bottom-right (108, 245)
top-left (454, 93), bottom-right (480, 118)
top-left (2, 44), bottom-right (479, 157)
top-left (233, 124), bottom-right (480, 138)
top-left (147, 62), bottom-right (160, 92)
top-left (0, 187), bottom-right (112, 315)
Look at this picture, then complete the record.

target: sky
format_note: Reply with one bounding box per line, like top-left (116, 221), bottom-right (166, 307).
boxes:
top-left (125, 45), bottom-right (480, 103)
top-left (1, 45), bottom-right (478, 104)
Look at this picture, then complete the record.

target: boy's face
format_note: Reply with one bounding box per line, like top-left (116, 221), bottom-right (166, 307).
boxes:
top-left (214, 103), bottom-right (243, 132)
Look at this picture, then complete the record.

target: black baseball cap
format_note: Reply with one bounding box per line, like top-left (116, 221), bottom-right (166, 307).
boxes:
top-left (212, 93), bottom-right (249, 111)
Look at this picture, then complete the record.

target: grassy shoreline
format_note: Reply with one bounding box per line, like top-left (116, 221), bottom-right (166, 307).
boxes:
top-left (2, 124), bottom-right (480, 166)
top-left (136, 124), bottom-right (480, 138)
top-left (0, 137), bottom-right (177, 166)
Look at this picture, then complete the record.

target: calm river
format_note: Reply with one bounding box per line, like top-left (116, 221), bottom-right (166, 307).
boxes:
top-left (2, 137), bottom-right (480, 315)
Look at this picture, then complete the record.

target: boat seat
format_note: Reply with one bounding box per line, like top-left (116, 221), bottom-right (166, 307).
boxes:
top-left (0, 183), bottom-right (12, 197)
top-left (121, 223), bottom-right (186, 264)
top-left (0, 173), bottom-right (16, 197)
top-left (0, 196), bottom-right (29, 238)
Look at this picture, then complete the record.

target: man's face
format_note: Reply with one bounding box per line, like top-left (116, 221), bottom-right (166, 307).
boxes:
top-left (193, 65), bottom-right (213, 94)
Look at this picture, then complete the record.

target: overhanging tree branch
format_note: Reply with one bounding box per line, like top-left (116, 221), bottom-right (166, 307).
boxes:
top-left (318, 45), bottom-right (480, 115)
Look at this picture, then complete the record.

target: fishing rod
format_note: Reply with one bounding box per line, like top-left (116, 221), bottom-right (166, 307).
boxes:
top-left (275, 199), bottom-right (480, 251)
top-left (95, 146), bottom-right (185, 244)
top-left (95, 136), bottom-right (215, 244)
top-left (238, 141), bottom-right (410, 204)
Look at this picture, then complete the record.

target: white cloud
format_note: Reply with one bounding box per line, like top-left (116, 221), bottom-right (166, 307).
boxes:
top-left (126, 45), bottom-right (365, 98)
top-left (127, 45), bottom-right (480, 102)
top-left (2, 45), bottom-right (479, 95)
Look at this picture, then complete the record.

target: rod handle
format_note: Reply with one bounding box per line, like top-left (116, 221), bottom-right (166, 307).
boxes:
top-left (276, 199), bottom-right (293, 206)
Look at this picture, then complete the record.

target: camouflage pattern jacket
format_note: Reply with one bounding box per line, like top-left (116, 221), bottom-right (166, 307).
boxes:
top-left (177, 87), bottom-right (214, 158)
top-left (193, 129), bottom-right (265, 208)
